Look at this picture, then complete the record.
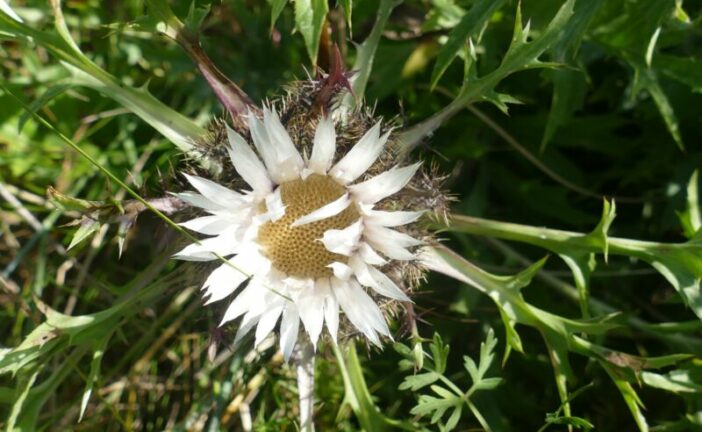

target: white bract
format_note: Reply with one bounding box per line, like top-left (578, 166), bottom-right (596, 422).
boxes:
top-left (175, 109), bottom-right (422, 360)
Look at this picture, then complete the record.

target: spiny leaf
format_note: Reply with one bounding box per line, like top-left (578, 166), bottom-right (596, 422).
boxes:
top-left (430, 0), bottom-right (506, 89)
top-left (601, 362), bottom-right (649, 432)
top-left (541, 0), bottom-right (604, 151)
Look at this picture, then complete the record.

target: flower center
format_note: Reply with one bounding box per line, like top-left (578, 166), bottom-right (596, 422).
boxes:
top-left (257, 174), bottom-right (359, 279)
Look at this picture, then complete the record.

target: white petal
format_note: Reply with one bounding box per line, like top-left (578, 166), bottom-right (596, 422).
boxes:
top-left (291, 193), bottom-right (351, 227)
top-left (174, 192), bottom-right (227, 212)
top-left (329, 123), bottom-right (388, 184)
top-left (233, 309), bottom-right (261, 345)
top-left (328, 262), bottom-right (354, 281)
top-left (321, 219), bottom-right (363, 256)
top-left (219, 280), bottom-right (261, 325)
top-left (172, 230), bottom-right (241, 261)
top-left (322, 280), bottom-right (339, 344)
top-left (180, 215), bottom-right (235, 235)
top-left (297, 288), bottom-right (325, 348)
top-left (249, 109), bottom-right (304, 184)
top-left (349, 163), bottom-right (421, 204)
top-left (255, 303), bottom-right (284, 347)
top-left (364, 209), bottom-right (424, 227)
top-left (280, 304), bottom-right (300, 361)
top-left (183, 173), bottom-right (243, 207)
top-left (364, 225), bottom-right (421, 261)
top-left (227, 126), bottom-right (272, 195)
top-left (350, 256), bottom-right (410, 301)
top-left (203, 248), bottom-right (269, 304)
top-left (308, 116), bottom-right (336, 174)
top-left (358, 242), bottom-right (387, 266)
top-left (248, 112), bottom-right (279, 180)
top-left (263, 188), bottom-right (286, 222)
top-left (263, 108), bottom-right (304, 177)
top-left (202, 260), bottom-right (249, 305)
top-left (333, 278), bottom-right (390, 346)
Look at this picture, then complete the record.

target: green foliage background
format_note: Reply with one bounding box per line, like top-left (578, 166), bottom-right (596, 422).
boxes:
top-left (1, 0), bottom-right (701, 430)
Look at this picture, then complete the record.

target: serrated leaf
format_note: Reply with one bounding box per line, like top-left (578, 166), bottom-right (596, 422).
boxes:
top-left (478, 328), bottom-right (497, 377)
top-left (541, 0), bottom-right (604, 151)
top-left (431, 384), bottom-right (460, 400)
top-left (463, 355), bottom-right (479, 381)
top-left (472, 377), bottom-right (503, 391)
top-left (445, 405), bottom-right (462, 431)
top-left (601, 362), bottom-right (649, 432)
top-left (294, 0), bottom-right (329, 67)
top-left (430, 333), bottom-right (450, 374)
top-left (411, 395), bottom-right (451, 417)
top-left (399, 372), bottom-right (441, 391)
top-left (480, 90), bottom-right (524, 115)
top-left (430, 0), bottom-right (506, 88)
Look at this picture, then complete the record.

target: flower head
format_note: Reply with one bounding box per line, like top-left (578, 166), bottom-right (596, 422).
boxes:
top-left (175, 102), bottom-right (443, 359)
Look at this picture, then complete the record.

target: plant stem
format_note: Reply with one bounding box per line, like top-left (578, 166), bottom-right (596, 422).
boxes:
top-left (297, 340), bottom-right (316, 432)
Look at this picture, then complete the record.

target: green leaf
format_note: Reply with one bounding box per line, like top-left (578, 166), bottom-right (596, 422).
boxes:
top-left (677, 170), bottom-right (701, 239)
top-left (631, 62), bottom-right (683, 150)
top-left (0, 5), bottom-right (208, 160)
top-left (443, 210), bottom-right (702, 320)
top-left (6, 369), bottom-right (39, 432)
top-left (445, 405), bottom-right (463, 431)
top-left (641, 367), bottom-right (702, 394)
top-left (655, 55), bottom-right (702, 93)
top-left (67, 219), bottom-right (101, 251)
top-left (540, 0), bottom-right (604, 151)
top-left (17, 84), bottom-right (72, 133)
top-left (472, 377), bottom-right (503, 391)
top-left (294, 0), bottom-right (329, 67)
top-left (430, 0), bottom-right (506, 89)
top-left (411, 394), bottom-right (457, 421)
top-left (601, 361), bottom-right (649, 432)
top-left (79, 336), bottom-right (109, 422)
top-left (334, 343), bottom-right (415, 431)
top-left (430, 333), bottom-right (450, 374)
top-left (270, 0), bottom-right (288, 32)
top-left (337, 0), bottom-right (352, 32)
top-left (341, 0), bottom-right (400, 111)
top-left (399, 0), bottom-right (576, 150)
top-left (399, 372), bottom-right (441, 391)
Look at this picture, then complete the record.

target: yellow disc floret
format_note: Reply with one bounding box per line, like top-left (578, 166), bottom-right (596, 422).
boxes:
top-left (257, 174), bottom-right (359, 279)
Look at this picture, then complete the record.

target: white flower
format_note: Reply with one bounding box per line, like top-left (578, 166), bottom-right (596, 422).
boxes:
top-left (174, 108), bottom-right (423, 360)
